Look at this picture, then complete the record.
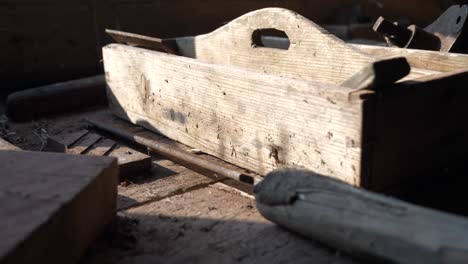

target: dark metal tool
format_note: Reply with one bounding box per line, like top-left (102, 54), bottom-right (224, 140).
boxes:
top-left (373, 5), bottom-right (468, 52)
top-left (85, 117), bottom-right (263, 185)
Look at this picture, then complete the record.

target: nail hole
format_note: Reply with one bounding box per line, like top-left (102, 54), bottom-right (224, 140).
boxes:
top-left (457, 16), bottom-right (462, 24)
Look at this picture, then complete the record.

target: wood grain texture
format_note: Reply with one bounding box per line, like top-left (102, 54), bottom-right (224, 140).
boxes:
top-left (67, 133), bottom-right (102, 155)
top-left (45, 130), bottom-right (89, 152)
top-left (104, 44), bottom-right (365, 185)
top-left (255, 168), bottom-right (468, 264)
top-left (47, 129), bottom-right (151, 179)
top-left (354, 44), bottom-right (468, 73)
top-left (0, 150), bottom-right (118, 264)
top-left (174, 8), bottom-right (374, 85)
top-left (86, 138), bottom-right (116, 156)
top-left (118, 159), bottom-right (223, 210)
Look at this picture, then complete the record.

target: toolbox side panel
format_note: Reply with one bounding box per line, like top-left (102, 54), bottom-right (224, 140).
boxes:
top-left (370, 71), bottom-right (468, 191)
top-left (175, 8), bottom-right (373, 85)
top-left (103, 44), bottom-right (365, 185)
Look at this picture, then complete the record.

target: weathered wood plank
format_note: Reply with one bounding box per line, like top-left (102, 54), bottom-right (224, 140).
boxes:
top-left (0, 150), bottom-right (118, 264)
top-left (174, 8), bottom-right (374, 85)
top-left (45, 130), bottom-right (89, 152)
top-left (255, 168), bottom-right (468, 264)
top-left (104, 44), bottom-right (365, 185)
top-left (108, 145), bottom-right (152, 178)
top-left (354, 44), bottom-right (468, 73)
top-left (46, 128), bottom-right (151, 179)
top-left (118, 159), bottom-right (223, 210)
top-left (86, 138), bottom-right (116, 156)
top-left (236, 35), bottom-right (436, 78)
top-left (67, 133), bottom-right (102, 155)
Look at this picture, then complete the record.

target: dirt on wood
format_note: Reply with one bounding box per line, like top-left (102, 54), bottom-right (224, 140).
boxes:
top-left (82, 187), bottom-right (357, 264)
top-left (0, 107), bottom-right (359, 264)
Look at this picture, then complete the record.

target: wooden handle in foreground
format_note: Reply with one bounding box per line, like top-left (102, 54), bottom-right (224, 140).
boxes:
top-left (255, 168), bottom-right (468, 264)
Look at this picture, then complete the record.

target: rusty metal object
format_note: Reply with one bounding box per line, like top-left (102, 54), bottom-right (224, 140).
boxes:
top-left (373, 5), bottom-right (468, 52)
top-left (86, 118), bottom-right (262, 185)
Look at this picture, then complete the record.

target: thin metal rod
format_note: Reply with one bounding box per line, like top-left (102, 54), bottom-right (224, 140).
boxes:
top-left (86, 118), bottom-right (263, 185)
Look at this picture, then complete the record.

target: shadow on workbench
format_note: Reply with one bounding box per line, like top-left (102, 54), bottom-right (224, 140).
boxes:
top-left (82, 212), bottom-right (362, 264)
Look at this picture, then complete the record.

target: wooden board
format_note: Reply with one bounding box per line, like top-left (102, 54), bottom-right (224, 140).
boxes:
top-left (104, 43), bottom-right (365, 185)
top-left (45, 130), bottom-right (89, 152)
top-left (108, 145), bottom-right (152, 178)
top-left (174, 8), bottom-right (374, 85)
top-left (118, 159), bottom-right (224, 210)
top-left (354, 44), bottom-right (468, 73)
top-left (46, 129), bottom-right (151, 179)
top-left (0, 150), bottom-right (118, 264)
top-left (68, 132), bottom-right (102, 154)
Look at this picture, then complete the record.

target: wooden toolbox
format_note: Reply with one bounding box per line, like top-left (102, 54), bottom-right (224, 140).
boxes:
top-left (103, 8), bottom-right (468, 191)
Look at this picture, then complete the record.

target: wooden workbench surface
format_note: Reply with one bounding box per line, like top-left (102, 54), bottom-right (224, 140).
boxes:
top-left (3, 108), bottom-right (358, 264)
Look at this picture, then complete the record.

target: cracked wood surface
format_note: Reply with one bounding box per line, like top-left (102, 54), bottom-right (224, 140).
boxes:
top-left (255, 169), bottom-right (468, 264)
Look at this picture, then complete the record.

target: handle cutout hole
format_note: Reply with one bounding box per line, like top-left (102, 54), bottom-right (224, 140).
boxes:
top-left (252, 28), bottom-right (290, 50)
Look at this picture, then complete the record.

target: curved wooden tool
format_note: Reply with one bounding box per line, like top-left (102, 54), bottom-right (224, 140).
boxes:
top-left (175, 8), bottom-right (375, 84)
top-left (255, 168), bottom-right (468, 264)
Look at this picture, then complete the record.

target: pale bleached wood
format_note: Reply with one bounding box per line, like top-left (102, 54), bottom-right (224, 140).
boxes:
top-left (175, 8), bottom-right (374, 85)
top-left (255, 168), bottom-right (468, 264)
top-left (103, 44), bottom-right (365, 185)
top-left (354, 44), bottom-right (468, 73)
